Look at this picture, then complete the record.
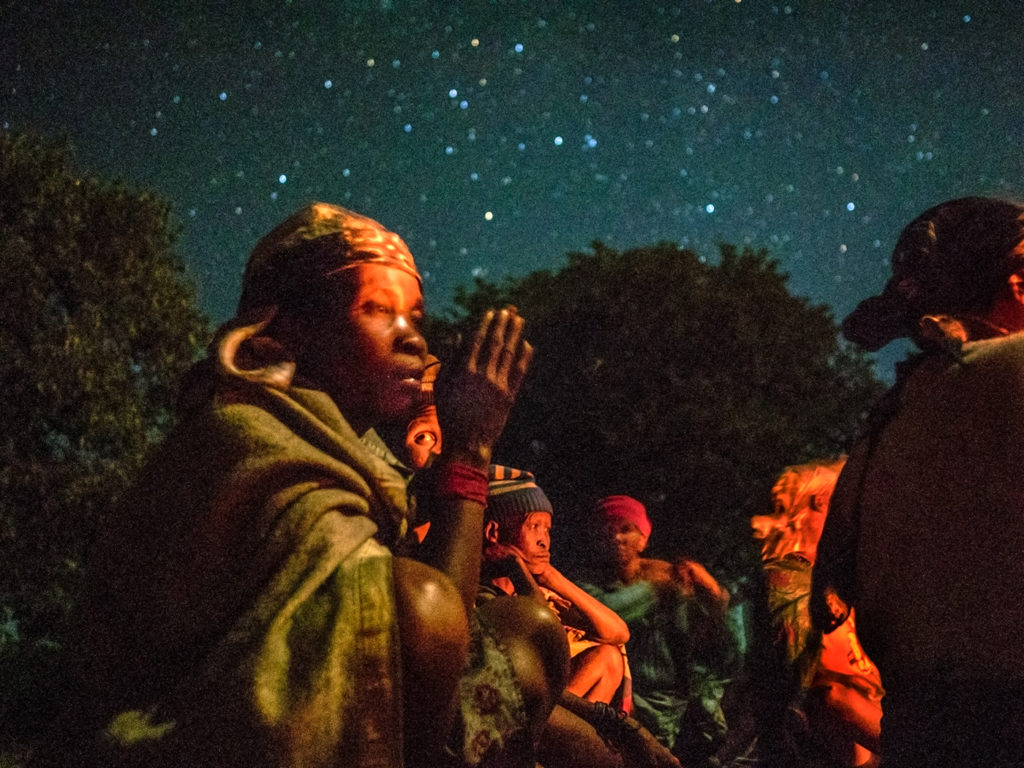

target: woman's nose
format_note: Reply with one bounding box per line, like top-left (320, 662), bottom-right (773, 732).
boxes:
top-left (396, 316), bottom-right (427, 355)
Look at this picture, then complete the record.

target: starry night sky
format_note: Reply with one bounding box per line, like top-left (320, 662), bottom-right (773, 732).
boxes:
top-left (4, 1), bottom-right (1024, 375)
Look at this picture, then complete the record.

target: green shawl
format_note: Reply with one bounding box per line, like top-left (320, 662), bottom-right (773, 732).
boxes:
top-left (63, 321), bottom-right (413, 767)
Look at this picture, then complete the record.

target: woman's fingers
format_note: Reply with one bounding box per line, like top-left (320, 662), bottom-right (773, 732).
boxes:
top-left (437, 306), bottom-right (531, 459)
top-left (483, 307), bottom-right (513, 379)
top-left (507, 339), bottom-right (533, 397)
top-left (466, 309), bottom-right (495, 373)
top-left (466, 306), bottom-right (529, 388)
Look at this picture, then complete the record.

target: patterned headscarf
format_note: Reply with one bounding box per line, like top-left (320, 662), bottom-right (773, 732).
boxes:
top-left (238, 202), bottom-right (420, 314)
top-left (843, 197), bottom-right (1024, 350)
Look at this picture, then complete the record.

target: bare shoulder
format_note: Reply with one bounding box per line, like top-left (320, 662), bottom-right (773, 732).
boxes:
top-left (637, 558), bottom-right (674, 583)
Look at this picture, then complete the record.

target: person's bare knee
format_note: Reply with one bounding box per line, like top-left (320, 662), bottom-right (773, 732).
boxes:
top-left (580, 643), bottom-right (622, 680)
top-left (567, 643), bottom-right (623, 702)
top-left (393, 556), bottom-right (469, 762)
top-left (394, 556), bottom-right (470, 670)
top-left (478, 595), bottom-right (569, 741)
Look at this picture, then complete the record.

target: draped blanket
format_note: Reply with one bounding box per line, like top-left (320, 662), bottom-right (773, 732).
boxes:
top-left (58, 328), bottom-right (413, 768)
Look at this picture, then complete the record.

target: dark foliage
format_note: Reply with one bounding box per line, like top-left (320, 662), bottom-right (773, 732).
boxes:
top-left (432, 241), bottom-right (882, 582)
top-left (0, 131), bottom-right (210, 734)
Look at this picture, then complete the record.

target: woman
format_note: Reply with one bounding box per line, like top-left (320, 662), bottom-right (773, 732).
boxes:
top-left (53, 203), bottom-right (547, 767)
top-left (753, 459), bottom-right (883, 768)
top-left (811, 197), bottom-right (1024, 767)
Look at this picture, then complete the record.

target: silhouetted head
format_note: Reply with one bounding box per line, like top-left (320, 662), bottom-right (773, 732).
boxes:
top-left (843, 196), bottom-right (1024, 350)
top-left (752, 457), bottom-right (847, 564)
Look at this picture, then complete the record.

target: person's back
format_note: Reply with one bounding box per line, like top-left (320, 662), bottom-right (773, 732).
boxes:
top-left (63, 381), bottom-right (410, 766)
top-left (845, 334), bottom-right (1024, 683)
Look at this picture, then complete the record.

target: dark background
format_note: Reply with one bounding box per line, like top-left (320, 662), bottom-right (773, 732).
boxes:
top-left (6, 1), bottom-right (1023, 377)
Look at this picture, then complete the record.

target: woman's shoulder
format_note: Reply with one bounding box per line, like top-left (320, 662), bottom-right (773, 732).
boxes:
top-left (637, 558), bottom-right (674, 583)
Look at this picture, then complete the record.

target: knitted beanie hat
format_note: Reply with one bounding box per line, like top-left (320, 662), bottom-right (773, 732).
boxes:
top-left (593, 495), bottom-right (652, 539)
top-left (238, 202), bottom-right (421, 314)
top-left (486, 465), bottom-right (553, 532)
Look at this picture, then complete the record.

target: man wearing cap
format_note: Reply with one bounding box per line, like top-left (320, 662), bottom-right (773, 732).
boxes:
top-left (811, 197), bottom-right (1024, 766)
top-left (479, 469), bottom-right (683, 768)
top-left (482, 465), bottom-right (630, 707)
top-left (580, 495), bottom-right (737, 766)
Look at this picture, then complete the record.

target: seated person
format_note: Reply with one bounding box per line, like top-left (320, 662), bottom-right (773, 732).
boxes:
top-left (753, 459), bottom-right (882, 768)
top-left (47, 203), bottom-right (542, 768)
top-left (580, 495), bottom-right (737, 766)
top-left (481, 465), bottom-right (631, 708)
top-left (478, 467), bottom-right (681, 768)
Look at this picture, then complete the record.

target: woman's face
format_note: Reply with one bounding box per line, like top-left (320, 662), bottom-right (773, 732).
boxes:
top-left (990, 278), bottom-right (1024, 333)
top-left (301, 262), bottom-right (428, 431)
top-left (597, 518), bottom-right (647, 568)
top-left (987, 244), bottom-right (1024, 334)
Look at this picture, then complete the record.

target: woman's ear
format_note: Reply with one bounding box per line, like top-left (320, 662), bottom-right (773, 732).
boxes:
top-left (215, 307), bottom-right (296, 389)
top-left (484, 520), bottom-right (501, 544)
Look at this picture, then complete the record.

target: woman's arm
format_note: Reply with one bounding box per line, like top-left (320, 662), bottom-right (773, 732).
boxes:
top-left (417, 308), bottom-right (533, 615)
top-left (535, 565), bottom-right (630, 645)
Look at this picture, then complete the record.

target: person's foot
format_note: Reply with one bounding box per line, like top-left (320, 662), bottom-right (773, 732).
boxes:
top-left (558, 693), bottom-right (681, 768)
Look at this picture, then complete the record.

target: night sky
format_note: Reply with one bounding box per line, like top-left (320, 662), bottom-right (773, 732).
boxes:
top-left (4, 1), bottom-right (1024, 375)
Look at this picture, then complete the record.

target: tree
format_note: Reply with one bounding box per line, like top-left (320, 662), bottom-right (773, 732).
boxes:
top-left (434, 241), bottom-right (882, 582)
top-left (0, 131), bottom-right (210, 731)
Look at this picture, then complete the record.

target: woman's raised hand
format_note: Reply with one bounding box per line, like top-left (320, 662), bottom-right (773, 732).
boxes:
top-left (435, 307), bottom-right (533, 470)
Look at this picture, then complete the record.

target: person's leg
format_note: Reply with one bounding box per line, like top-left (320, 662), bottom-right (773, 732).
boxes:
top-left (393, 556), bottom-right (470, 767)
top-left (548, 692), bottom-right (681, 768)
top-left (475, 597), bottom-right (678, 768)
top-left (566, 643), bottom-right (624, 704)
top-left (477, 594), bottom-right (570, 746)
top-left (804, 683), bottom-right (882, 762)
top-left (537, 704), bottom-right (626, 768)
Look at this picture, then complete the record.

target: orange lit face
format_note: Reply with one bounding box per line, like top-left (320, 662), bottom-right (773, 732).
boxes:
top-left (510, 511), bottom-right (552, 574)
top-left (988, 259), bottom-right (1024, 334)
top-left (597, 518), bottom-right (648, 568)
top-left (404, 356), bottom-right (442, 469)
top-left (302, 263), bottom-right (428, 431)
top-left (753, 467), bottom-right (834, 563)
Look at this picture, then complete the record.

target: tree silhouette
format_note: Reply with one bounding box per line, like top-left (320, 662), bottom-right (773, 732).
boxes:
top-left (433, 241), bottom-right (882, 582)
top-left (0, 131), bottom-right (210, 731)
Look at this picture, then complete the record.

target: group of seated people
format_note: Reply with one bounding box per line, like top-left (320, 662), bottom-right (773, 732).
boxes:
top-left (474, 465), bottom-right (737, 768)
top-left (42, 195), bottom-right (1024, 767)
top-left (465, 457), bottom-right (884, 768)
